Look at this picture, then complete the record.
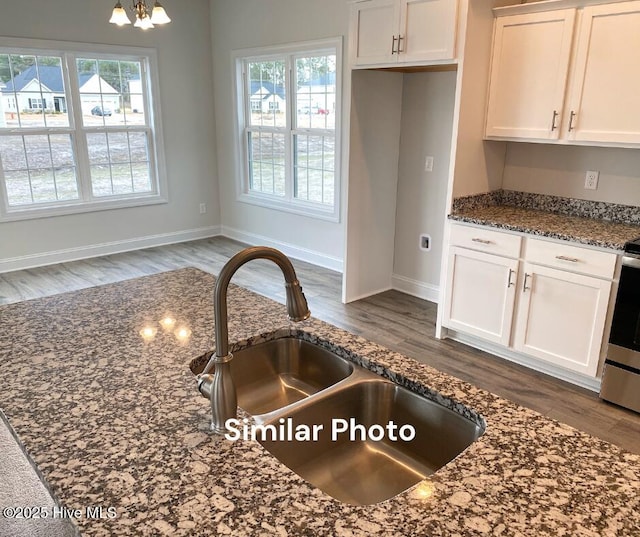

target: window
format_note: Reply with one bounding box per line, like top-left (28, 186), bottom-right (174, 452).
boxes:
top-left (0, 38), bottom-right (166, 221)
top-left (235, 39), bottom-right (341, 220)
top-left (27, 97), bottom-right (45, 110)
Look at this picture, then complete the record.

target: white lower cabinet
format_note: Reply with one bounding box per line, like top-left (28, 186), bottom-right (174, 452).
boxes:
top-left (444, 247), bottom-right (518, 346)
top-left (512, 262), bottom-right (612, 377)
top-left (443, 225), bottom-right (617, 379)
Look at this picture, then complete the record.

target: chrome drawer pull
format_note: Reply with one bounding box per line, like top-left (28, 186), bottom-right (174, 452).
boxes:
top-left (507, 268), bottom-right (515, 288)
top-left (556, 255), bottom-right (579, 263)
top-left (471, 238), bottom-right (492, 245)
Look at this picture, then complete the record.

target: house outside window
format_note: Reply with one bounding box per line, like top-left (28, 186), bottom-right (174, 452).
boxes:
top-left (0, 38), bottom-right (166, 221)
top-left (234, 38), bottom-right (341, 221)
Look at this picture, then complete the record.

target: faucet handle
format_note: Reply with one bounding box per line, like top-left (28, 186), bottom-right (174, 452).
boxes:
top-left (197, 373), bottom-right (213, 398)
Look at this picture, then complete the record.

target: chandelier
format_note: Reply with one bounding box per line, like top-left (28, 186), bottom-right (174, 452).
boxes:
top-left (109, 1), bottom-right (171, 30)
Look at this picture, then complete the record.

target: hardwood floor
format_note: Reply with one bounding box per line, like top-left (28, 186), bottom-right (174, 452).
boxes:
top-left (1, 236), bottom-right (639, 454)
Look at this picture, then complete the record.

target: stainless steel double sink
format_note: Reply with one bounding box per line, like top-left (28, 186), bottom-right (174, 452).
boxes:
top-left (192, 336), bottom-right (484, 505)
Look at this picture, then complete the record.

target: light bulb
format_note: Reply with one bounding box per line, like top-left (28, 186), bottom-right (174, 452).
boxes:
top-left (150, 2), bottom-right (171, 24)
top-left (109, 2), bottom-right (132, 25)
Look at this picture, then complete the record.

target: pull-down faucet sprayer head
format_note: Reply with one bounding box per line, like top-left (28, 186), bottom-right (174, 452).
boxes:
top-left (285, 281), bottom-right (311, 322)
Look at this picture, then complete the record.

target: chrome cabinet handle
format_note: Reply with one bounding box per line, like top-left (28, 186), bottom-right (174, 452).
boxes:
top-left (471, 238), bottom-right (492, 245)
top-left (568, 111), bottom-right (576, 132)
top-left (391, 35), bottom-right (398, 54)
top-left (556, 255), bottom-right (579, 263)
top-left (551, 110), bottom-right (559, 131)
top-left (397, 35), bottom-right (404, 53)
top-left (523, 273), bottom-right (531, 292)
top-left (507, 268), bottom-right (515, 288)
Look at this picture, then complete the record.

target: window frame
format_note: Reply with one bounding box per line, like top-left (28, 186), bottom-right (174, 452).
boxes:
top-left (0, 37), bottom-right (168, 222)
top-left (232, 38), bottom-right (342, 222)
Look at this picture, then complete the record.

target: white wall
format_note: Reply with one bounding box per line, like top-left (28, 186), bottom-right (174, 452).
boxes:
top-left (0, 0), bottom-right (219, 267)
top-left (343, 70), bottom-right (403, 302)
top-left (502, 143), bottom-right (640, 206)
top-left (209, 0), bottom-right (349, 271)
top-left (392, 71), bottom-right (457, 301)
top-left (449, 0), bottom-right (508, 200)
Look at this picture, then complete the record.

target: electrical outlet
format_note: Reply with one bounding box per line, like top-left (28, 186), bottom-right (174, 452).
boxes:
top-left (419, 234), bottom-right (431, 251)
top-left (424, 156), bottom-right (434, 172)
top-left (585, 171), bottom-right (599, 190)
top-left (199, 203), bottom-right (207, 214)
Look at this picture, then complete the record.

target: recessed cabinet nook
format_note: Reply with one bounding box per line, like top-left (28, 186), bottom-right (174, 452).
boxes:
top-left (485, 0), bottom-right (640, 146)
top-left (349, 0), bottom-right (458, 67)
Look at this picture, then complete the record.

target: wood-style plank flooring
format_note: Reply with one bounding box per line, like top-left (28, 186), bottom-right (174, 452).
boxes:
top-left (1, 236), bottom-right (639, 454)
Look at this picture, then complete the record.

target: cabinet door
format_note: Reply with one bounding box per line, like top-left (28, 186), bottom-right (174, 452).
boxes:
top-left (398, 0), bottom-right (457, 63)
top-left (350, 0), bottom-right (399, 66)
top-left (513, 263), bottom-right (611, 377)
top-left (566, 1), bottom-right (640, 144)
top-left (485, 10), bottom-right (576, 140)
top-left (443, 247), bottom-right (518, 346)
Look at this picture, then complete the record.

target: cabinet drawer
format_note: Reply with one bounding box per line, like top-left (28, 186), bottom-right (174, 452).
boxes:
top-left (450, 224), bottom-right (522, 258)
top-left (525, 238), bottom-right (617, 279)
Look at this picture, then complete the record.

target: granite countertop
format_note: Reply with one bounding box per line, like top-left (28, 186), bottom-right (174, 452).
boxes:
top-left (449, 191), bottom-right (640, 251)
top-left (1, 268), bottom-right (639, 536)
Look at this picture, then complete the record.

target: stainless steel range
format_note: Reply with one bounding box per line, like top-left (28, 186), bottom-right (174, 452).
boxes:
top-left (600, 237), bottom-right (640, 413)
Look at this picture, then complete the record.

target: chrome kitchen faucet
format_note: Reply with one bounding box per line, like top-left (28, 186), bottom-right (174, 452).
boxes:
top-left (197, 246), bottom-right (310, 434)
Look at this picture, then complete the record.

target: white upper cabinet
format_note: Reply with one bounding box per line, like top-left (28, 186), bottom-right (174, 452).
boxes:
top-left (349, 0), bottom-right (458, 67)
top-left (485, 0), bottom-right (640, 147)
top-left (567, 1), bottom-right (640, 144)
top-left (350, 0), bottom-right (399, 66)
top-left (485, 9), bottom-right (576, 140)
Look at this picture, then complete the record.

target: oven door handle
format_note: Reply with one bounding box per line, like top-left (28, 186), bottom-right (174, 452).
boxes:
top-left (622, 255), bottom-right (640, 269)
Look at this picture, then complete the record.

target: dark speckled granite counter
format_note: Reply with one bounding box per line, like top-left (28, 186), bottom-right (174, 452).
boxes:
top-left (449, 191), bottom-right (640, 250)
top-left (1, 268), bottom-right (639, 536)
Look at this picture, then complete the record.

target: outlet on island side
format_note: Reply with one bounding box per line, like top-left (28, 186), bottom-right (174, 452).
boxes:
top-left (419, 234), bottom-right (431, 251)
top-left (585, 170), bottom-right (599, 190)
top-left (199, 203), bottom-right (207, 214)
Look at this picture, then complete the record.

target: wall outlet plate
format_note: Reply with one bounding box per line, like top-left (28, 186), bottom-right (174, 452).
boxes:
top-left (419, 234), bottom-right (431, 251)
top-left (585, 170), bottom-right (599, 190)
top-left (424, 156), bottom-right (434, 172)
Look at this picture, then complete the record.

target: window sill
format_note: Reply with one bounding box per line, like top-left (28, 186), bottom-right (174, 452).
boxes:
top-left (0, 194), bottom-right (168, 223)
top-left (237, 192), bottom-right (340, 223)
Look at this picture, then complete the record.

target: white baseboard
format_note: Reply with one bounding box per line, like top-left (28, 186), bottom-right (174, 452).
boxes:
top-left (447, 329), bottom-right (602, 392)
top-left (0, 225), bottom-right (222, 273)
top-left (392, 273), bottom-right (439, 304)
top-left (221, 225), bottom-right (344, 273)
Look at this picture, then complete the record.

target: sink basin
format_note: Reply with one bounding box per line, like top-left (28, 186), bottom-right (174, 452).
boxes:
top-left (192, 334), bottom-right (484, 505)
top-left (257, 378), bottom-right (484, 505)
top-left (194, 338), bottom-right (354, 415)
